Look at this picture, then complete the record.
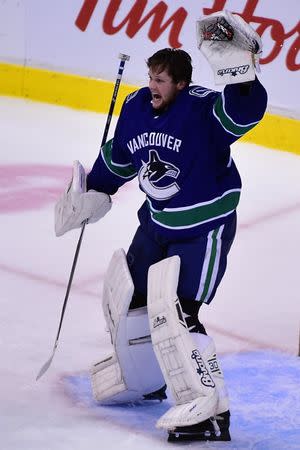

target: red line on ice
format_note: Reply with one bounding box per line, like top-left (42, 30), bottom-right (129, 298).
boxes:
top-left (0, 262), bottom-right (99, 298)
top-left (1, 164), bottom-right (299, 353)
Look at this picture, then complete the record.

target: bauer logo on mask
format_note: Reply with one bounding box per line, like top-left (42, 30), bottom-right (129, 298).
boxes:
top-left (138, 150), bottom-right (180, 200)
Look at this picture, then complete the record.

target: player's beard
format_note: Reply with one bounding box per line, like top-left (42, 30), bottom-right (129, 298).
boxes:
top-left (151, 90), bottom-right (178, 111)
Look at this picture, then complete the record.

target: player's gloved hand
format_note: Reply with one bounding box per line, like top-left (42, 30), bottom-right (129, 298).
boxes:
top-left (54, 160), bottom-right (111, 237)
top-left (196, 10), bottom-right (262, 85)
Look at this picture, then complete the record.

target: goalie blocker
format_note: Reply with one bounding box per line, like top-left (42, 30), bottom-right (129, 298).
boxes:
top-left (55, 160), bottom-right (111, 237)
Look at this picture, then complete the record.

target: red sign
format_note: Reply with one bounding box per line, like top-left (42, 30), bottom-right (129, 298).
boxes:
top-left (75, 0), bottom-right (299, 71)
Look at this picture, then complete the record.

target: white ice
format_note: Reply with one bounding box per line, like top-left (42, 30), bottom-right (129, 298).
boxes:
top-left (0, 96), bottom-right (299, 449)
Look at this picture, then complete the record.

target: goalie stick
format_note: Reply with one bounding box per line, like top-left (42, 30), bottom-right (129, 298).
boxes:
top-left (36, 53), bottom-right (130, 381)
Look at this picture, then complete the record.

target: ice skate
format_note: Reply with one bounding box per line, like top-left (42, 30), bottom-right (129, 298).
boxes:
top-left (167, 410), bottom-right (231, 442)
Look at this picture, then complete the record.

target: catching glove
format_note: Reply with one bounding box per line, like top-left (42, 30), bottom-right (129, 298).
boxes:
top-left (196, 10), bottom-right (262, 85)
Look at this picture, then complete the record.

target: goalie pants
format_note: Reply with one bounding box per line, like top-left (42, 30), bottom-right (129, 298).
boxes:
top-left (127, 212), bottom-right (237, 309)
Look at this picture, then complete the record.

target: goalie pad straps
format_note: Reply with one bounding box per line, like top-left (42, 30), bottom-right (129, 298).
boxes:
top-left (91, 249), bottom-right (165, 404)
top-left (196, 10), bottom-right (262, 85)
top-left (147, 256), bottom-right (218, 429)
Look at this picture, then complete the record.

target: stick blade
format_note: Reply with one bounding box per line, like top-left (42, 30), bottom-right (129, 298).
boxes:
top-left (36, 351), bottom-right (55, 381)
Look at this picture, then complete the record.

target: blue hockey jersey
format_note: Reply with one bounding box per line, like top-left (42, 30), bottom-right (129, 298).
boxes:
top-left (87, 77), bottom-right (267, 240)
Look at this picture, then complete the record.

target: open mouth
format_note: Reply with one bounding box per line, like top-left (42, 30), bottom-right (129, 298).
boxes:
top-left (151, 93), bottom-right (163, 108)
top-left (152, 93), bottom-right (161, 101)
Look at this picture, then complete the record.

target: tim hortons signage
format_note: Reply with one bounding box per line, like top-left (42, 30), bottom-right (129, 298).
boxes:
top-left (75, 0), bottom-right (299, 71)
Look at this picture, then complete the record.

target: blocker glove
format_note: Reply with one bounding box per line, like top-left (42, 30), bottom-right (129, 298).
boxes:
top-left (196, 10), bottom-right (262, 85)
top-left (55, 160), bottom-right (111, 237)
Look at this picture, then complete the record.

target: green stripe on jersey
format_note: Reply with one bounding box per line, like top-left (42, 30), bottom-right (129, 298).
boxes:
top-left (101, 139), bottom-right (137, 179)
top-left (149, 190), bottom-right (240, 229)
top-left (214, 95), bottom-right (258, 136)
top-left (199, 228), bottom-right (220, 303)
top-left (196, 229), bottom-right (224, 303)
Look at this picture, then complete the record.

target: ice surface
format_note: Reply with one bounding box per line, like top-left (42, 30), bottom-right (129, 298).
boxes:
top-left (0, 96), bottom-right (299, 449)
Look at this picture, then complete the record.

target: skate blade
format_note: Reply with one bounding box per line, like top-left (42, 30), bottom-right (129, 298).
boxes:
top-left (168, 429), bottom-right (231, 442)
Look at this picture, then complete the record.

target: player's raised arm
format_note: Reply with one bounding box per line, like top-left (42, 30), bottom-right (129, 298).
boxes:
top-left (197, 10), bottom-right (262, 86)
top-left (197, 11), bottom-right (267, 144)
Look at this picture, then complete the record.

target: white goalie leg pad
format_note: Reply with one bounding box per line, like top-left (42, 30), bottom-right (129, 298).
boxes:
top-left (91, 249), bottom-right (165, 404)
top-left (147, 255), bottom-right (218, 429)
top-left (192, 333), bottom-right (230, 415)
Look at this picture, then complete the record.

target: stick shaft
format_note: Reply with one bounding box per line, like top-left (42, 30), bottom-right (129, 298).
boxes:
top-left (101, 56), bottom-right (129, 147)
top-left (36, 54), bottom-right (130, 380)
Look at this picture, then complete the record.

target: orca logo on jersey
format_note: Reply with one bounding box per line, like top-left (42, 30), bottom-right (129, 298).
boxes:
top-left (138, 150), bottom-right (180, 200)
